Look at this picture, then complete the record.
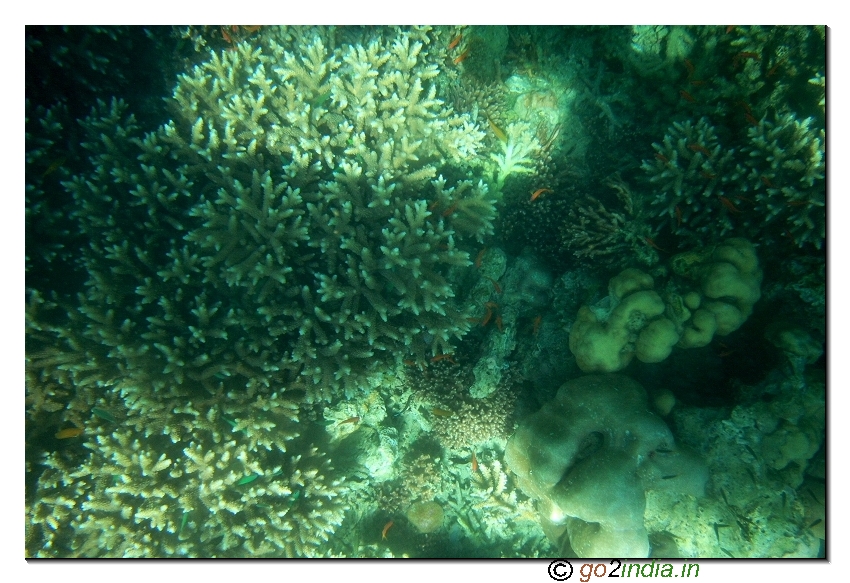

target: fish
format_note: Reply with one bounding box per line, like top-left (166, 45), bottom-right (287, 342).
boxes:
top-left (337, 416), bottom-right (361, 426)
top-left (495, 315), bottom-right (503, 333)
top-left (431, 354), bottom-right (457, 364)
top-left (679, 89), bottom-right (696, 103)
top-left (687, 143), bottom-right (712, 157)
top-left (487, 116), bottom-right (508, 144)
top-left (55, 427), bottom-right (84, 439)
top-left (675, 205), bottom-right (683, 227)
top-left (448, 34), bottom-right (463, 50)
top-left (431, 408), bottom-right (453, 417)
top-left (481, 305), bottom-right (494, 327)
top-left (91, 408), bottom-right (117, 423)
top-left (530, 188), bottom-right (552, 202)
top-left (236, 474), bottom-right (259, 486)
top-left (644, 237), bottom-right (666, 252)
top-left (310, 90), bottom-right (332, 108)
top-left (472, 451), bottom-right (478, 473)
top-left (41, 156), bottom-right (66, 179)
top-left (533, 315), bottom-right (542, 336)
top-left (382, 520), bottom-right (394, 540)
top-left (719, 196), bottom-right (742, 214)
top-left (453, 48), bottom-right (470, 65)
top-left (475, 247), bottom-right (487, 269)
top-left (485, 276), bottom-right (502, 294)
top-left (442, 202), bottom-right (458, 217)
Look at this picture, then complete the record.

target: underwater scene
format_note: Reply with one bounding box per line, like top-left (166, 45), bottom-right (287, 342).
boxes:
top-left (25, 25), bottom-right (826, 558)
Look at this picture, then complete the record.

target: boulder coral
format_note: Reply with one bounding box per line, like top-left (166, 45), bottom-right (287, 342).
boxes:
top-left (504, 374), bottom-right (707, 558)
top-left (569, 238), bottom-right (761, 372)
top-left (505, 374), bottom-right (708, 557)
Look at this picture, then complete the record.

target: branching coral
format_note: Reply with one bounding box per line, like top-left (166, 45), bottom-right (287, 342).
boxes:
top-left (562, 174), bottom-right (660, 268)
top-left (31, 27), bottom-right (510, 405)
top-left (27, 399), bottom-right (349, 557)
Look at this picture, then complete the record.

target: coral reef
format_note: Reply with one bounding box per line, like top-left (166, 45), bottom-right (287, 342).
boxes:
top-left (25, 25), bottom-right (827, 560)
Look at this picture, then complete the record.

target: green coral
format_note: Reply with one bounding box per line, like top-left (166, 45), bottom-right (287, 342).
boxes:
top-left (643, 113), bottom-right (824, 249)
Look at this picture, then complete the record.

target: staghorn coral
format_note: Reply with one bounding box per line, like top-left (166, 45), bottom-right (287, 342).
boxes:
top-left (643, 112), bottom-right (824, 249)
top-left (642, 117), bottom-right (738, 241)
top-left (732, 112), bottom-right (825, 249)
top-left (27, 392), bottom-right (350, 558)
top-left (30, 27), bottom-right (516, 406)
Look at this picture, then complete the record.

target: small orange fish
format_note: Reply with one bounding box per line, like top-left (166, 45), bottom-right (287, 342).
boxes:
top-left (382, 520), bottom-right (394, 540)
top-left (431, 353), bottom-right (457, 364)
top-left (475, 247), bottom-right (487, 269)
top-left (495, 315), bottom-right (503, 333)
top-left (767, 58), bottom-right (787, 78)
top-left (675, 205), bottom-right (683, 228)
top-left (644, 237), bottom-right (666, 253)
top-left (532, 315), bottom-right (542, 336)
top-left (744, 112), bottom-right (759, 127)
top-left (679, 89), bottom-right (696, 103)
top-left (719, 196), bottom-right (742, 214)
top-left (487, 116), bottom-right (508, 144)
top-left (726, 25), bottom-right (736, 35)
top-left (689, 79), bottom-right (706, 86)
top-left (481, 306), bottom-right (493, 327)
top-left (530, 188), bottom-right (552, 202)
top-left (684, 59), bottom-right (695, 77)
top-left (655, 152), bottom-right (670, 164)
top-left (700, 170), bottom-right (717, 180)
top-left (485, 276), bottom-right (502, 294)
top-left (55, 427), bottom-right (84, 439)
top-left (472, 451), bottom-right (478, 473)
top-left (760, 176), bottom-right (774, 188)
top-left (337, 416), bottom-right (361, 426)
top-left (453, 48), bottom-right (470, 65)
top-left (448, 34), bottom-right (463, 50)
top-left (403, 359), bottom-right (417, 366)
top-left (688, 143), bottom-right (712, 157)
top-left (431, 408), bottom-right (453, 417)
top-left (442, 202), bottom-right (458, 217)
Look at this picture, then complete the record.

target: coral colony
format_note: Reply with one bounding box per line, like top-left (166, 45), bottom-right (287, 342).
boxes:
top-left (27, 25), bottom-right (824, 558)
